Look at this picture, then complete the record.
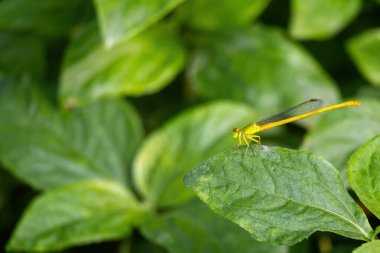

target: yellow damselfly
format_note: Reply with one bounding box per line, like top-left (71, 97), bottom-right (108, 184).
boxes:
top-left (232, 98), bottom-right (360, 149)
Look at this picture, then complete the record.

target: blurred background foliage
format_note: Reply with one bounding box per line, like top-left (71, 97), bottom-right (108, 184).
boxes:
top-left (0, 0), bottom-right (380, 252)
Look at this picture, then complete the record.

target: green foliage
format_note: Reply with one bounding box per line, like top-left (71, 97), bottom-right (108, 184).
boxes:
top-left (0, 0), bottom-right (89, 36)
top-left (0, 81), bottom-right (143, 189)
top-left (94, 0), bottom-right (185, 47)
top-left (60, 23), bottom-right (186, 107)
top-left (353, 240), bottom-right (380, 253)
top-left (302, 98), bottom-right (380, 171)
top-left (1, 0), bottom-right (380, 252)
top-left (188, 25), bottom-right (339, 114)
top-left (140, 199), bottom-right (288, 253)
top-left (290, 0), bottom-right (361, 40)
top-left (0, 85), bottom-right (286, 252)
top-left (133, 101), bottom-right (259, 208)
top-left (347, 135), bottom-right (380, 219)
top-left (347, 28), bottom-right (380, 86)
top-left (0, 32), bottom-right (45, 78)
top-left (178, 0), bottom-right (270, 31)
top-left (7, 180), bottom-right (141, 252)
top-left (184, 146), bottom-right (373, 245)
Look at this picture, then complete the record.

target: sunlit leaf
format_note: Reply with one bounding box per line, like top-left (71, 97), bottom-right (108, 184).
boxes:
top-left (60, 23), bottom-right (186, 107)
top-left (347, 28), bottom-right (380, 86)
top-left (290, 0), bottom-right (361, 40)
top-left (94, 0), bottom-right (185, 46)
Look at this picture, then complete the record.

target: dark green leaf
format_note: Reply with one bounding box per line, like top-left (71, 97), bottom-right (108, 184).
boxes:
top-left (290, 0), bottom-right (361, 40)
top-left (347, 135), bottom-right (380, 219)
top-left (353, 240), bottom-right (380, 253)
top-left (187, 25), bottom-right (339, 115)
top-left (0, 81), bottom-right (143, 189)
top-left (140, 199), bottom-right (288, 253)
top-left (60, 23), bottom-right (186, 107)
top-left (288, 239), bottom-right (310, 253)
top-left (125, 238), bottom-right (167, 253)
top-left (178, 0), bottom-right (269, 31)
top-left (302, 98), bottom-right (380, 172)
top-left (94, 0), bottom-right (185, 46)
top-left (0, 0), bottom-right (89, 36)
top-left (185, 146), bottom-right (373, 245)
top-left (133, 101), bottom-right (263, 208)
top-left (0, 168), bottom-right (35, 244)
top-left (7, 180), bottom-right (142, 252)
top-left (347, 28), bottom-right (380, 86)
top-left (0, 32), bottom-right (45, 78)
top-left (331, 244), bottom-right (359, 253)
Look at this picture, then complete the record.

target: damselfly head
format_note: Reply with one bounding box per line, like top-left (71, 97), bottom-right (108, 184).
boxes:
top-left (232, 128), bottom-right (240, 138)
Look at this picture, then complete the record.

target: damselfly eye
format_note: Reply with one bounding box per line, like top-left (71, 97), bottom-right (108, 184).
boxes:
top-left (232, 128), bottom-right (240, 138)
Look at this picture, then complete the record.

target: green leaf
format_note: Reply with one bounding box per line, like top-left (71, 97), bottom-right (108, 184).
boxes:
top-left (302, 98), bottom-right (380, 172)
top-left (0, 32), bottom-right (45, 78)
top-left (347, 28), bottom-right (380, 86)
top-left (133, 101), bottom-right (262, 208)
top-left (140, 199), bottom-right (288, 253)
top-left (60, 23), bottom-right (186, 107)
top-left (372, 226), bottom-right (380, 241)
top-left (94, 0), bottom-right (185, 47)
top-left (7, 180), bottom-right (142, 252)
top-left (353, 240), bottom-right (380, 253)
top-left (187, 25), bottom-right (339, 115)
top-left (0, 0), bottom-right (89, 36)
top-left (178, 0), bottom-right (269, 31)
top-left (290, 0), bottom-right (361, 40)
top-left (0, 81), bottom-right (143, 190)
top-left (347, 135), bottom-right (380, 219)
top-left (184, 146), bottom-right (373, 245)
